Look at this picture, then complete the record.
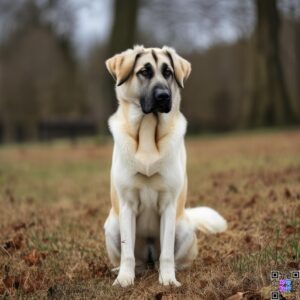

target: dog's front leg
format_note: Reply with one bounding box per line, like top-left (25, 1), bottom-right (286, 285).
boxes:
top-left (113, 200), bottom-right (136, 287)
top-left (159, 197), bottom-right (181, 286)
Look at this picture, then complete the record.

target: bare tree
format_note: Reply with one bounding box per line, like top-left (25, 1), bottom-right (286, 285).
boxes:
top-left (243, 0), bottom-right (296, 126)
top-left (102, 0), bottom-right (140, 120)
top-left (0, 0), bottom-right (85, 142)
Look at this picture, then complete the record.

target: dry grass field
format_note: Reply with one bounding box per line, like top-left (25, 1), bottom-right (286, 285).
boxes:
top-left (0, 130), bottom-right (300, 299)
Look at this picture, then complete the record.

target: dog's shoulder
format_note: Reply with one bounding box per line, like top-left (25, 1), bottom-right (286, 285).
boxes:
top-left (157, 112), bottom-right (187, 149)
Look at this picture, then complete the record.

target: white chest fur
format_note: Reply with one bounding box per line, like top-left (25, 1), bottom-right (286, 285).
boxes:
top-left (135, 114), bottom-right (161, 177)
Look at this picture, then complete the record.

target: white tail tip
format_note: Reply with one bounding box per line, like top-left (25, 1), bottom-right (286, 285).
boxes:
top-left (185, 207), bottom-right (227, 234)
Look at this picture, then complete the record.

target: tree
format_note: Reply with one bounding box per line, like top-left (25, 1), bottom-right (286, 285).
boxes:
top-left (0, 0), bottom-right (85, 142)
top-left (243, 0), bottom-right (296, 127)
top-left (101, 0), bottom-right (140, 121)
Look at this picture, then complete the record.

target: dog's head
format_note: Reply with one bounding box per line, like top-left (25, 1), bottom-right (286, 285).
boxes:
top-left (105, 46), bottom-right (191, 114)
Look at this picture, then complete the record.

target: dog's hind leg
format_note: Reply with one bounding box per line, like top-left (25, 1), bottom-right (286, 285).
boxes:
top-left (175, 218), bottom-right (198, 270)
top-left (104, 210), bottom-right (121, 267)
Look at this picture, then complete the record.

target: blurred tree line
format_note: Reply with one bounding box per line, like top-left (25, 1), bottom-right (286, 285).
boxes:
top-left (0, 0), bottom-right (299, 143)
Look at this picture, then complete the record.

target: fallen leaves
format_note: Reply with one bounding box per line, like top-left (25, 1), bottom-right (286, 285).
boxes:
top-left (244, 235), bottom-right (252, 244)
top-left (284, 188), bottom-right (292, 199)
top-left (202, 255), bottom-right (216, 266)
top-left (284, 224), bottom-right (298, 235)
top-left (88, 261), bottom-right (110, 278)
top-left (12, 221), bottom-right (35, 231)
top-left (23, 249), bottom-right (47, 266)
top-left (226, 291), bottom-right (263, 300)
top-left (2, 234), bottom-right (24, 252)
top-left (12, 222), bottom-right (26, 231)
top-left (2, 271), bottom-right (45, 294)
top-left (243, 194), bottom-right (258, 208)
top-left (268, 189), bottom-right (277, 201)
top-left (287, 261), bottom-right (299, 269)
top-left (0, 133), bottom-right (300, 299)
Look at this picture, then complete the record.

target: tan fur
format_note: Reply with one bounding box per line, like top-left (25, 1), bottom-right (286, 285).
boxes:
top-left (163, 46), bottom-right (191, 88)
top-left (176, 175), bottom-right (187, 220)
top-left (106, 46), bottom-right (144, 85)
top-left (110, 180), bottom-right (119, 215)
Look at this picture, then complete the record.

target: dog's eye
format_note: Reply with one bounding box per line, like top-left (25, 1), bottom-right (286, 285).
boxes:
top-left (141, 69), bottom-right (149, 76)
top-left (163, 69), bottom-right (172, 79)
top-left (140, 69), bottom-right (149, 77)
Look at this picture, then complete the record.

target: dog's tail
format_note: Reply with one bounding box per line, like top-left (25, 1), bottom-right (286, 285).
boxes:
top-left (185, 207), bottom-right (227, 234)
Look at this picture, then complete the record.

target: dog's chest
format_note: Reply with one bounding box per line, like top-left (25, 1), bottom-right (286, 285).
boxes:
top-left (134, 114), bottom-right (160, 177)
top-left (136, 186), bottom-right (160, 237)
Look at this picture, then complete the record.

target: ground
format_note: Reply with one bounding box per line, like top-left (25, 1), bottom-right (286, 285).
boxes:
top-left (0, 130), bottom-right (300, 300)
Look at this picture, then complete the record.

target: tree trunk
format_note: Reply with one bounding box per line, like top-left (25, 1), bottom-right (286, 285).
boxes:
top-left (296, 20), bottom-right (300, 113)
top-left (244, 0), bottom-right (296, 127)
top-left (100, 0), bottom-right (140, 131)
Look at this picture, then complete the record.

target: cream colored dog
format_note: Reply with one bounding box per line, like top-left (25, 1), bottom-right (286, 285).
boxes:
top-left (104, 45), bottom-right (227, 287)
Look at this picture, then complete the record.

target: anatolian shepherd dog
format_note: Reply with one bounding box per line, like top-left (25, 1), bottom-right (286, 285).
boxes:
top-left (104, 45), bottom-right (227, 287)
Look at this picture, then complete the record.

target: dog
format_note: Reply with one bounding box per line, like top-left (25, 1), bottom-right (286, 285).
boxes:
top-left (104, 45), bottom-right (227, 287)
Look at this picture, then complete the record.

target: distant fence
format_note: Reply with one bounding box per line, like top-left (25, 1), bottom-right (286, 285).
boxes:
top-left (38, 119), bottom-right (98, 141)
top-left (0, 119), bottom-right (99, 144)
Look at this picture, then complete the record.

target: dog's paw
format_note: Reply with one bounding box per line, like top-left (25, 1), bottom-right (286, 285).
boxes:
top-left (159, 272), bottom-right (181, 287)
top-left (113, 272), bottom-right (134, 287)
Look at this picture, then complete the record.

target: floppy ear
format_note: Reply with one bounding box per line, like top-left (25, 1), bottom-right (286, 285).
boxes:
top-left (163, 46), bottom-right (191, 88)
top-left (105, 45), bottom-right (144, 86)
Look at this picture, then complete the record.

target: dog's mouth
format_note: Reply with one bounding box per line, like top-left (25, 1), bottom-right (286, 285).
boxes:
top-left (140, 86), bottom-right (172, 114)
top-left (140, 98), bottom-right (172, 114)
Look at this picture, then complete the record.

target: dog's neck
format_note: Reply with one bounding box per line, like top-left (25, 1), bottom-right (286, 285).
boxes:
top-left (118, 99), bottom-right (179, 152)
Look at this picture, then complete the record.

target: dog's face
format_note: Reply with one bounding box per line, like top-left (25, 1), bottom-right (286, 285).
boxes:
top-left (106, 46), bottom-right (191, 114)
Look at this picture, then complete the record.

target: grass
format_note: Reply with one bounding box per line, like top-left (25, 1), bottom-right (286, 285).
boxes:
top-left (0, 130), bottom-right (300, 299)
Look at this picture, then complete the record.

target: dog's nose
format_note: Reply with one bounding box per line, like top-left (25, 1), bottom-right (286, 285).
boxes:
top-left (154, 88), bottom-right (170, 102)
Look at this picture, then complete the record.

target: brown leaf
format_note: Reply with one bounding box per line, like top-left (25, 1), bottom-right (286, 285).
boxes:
top-left (13, 234), bottom-right (24, 249)
top-left (23, 250), bottom-right (47, 266)
top-left (155, 292), bottom-right (164, 300)
top-left (0, 285), bottom-right (5, 295)
top-left (86, 207), bottom-right (99, 217)
top-left (284, 188), bottom-right (292, 198)
top-left (88, 261), bottom-right (110, 278)
top-left (3, 234), bottom-right (24, 251)
top-left (3, 274), bottom-right (24, 289)
top-left (268, 189), bottom-right (277, 201)
top-left (226, 292), bottom-right (262, 300)
top-left (23, 272), bottom-right (45, 294)
top-left (203, 255), bottom-right (216, 265)
top-left (3, 271), bottom-right (45, 294)
top-left (244, 235), bottom-right (252, 243)
top-left (244, 195), bottom-right (258, 208)
top-left (287, 261), bottom-right (299, 269)
top-left (12, 222), bottom-right (26, 231)
top-left (198, 279), bottom-right (208, 288)
top-left (284, 225), bottom-right (297, 235)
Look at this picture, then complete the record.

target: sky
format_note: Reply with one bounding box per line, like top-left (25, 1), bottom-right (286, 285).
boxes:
top-left (72, 0), bottom-right (112, 56)
top-left (2, 0), bottom-right (297, 58)
top-left (72, 0), bottom-right (255, 57)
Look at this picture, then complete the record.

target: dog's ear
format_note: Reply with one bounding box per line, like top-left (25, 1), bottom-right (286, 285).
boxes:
top-left (105, 45), bottom-right (144, 86)
top-left (163, 46), bottom-right (191, 88)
